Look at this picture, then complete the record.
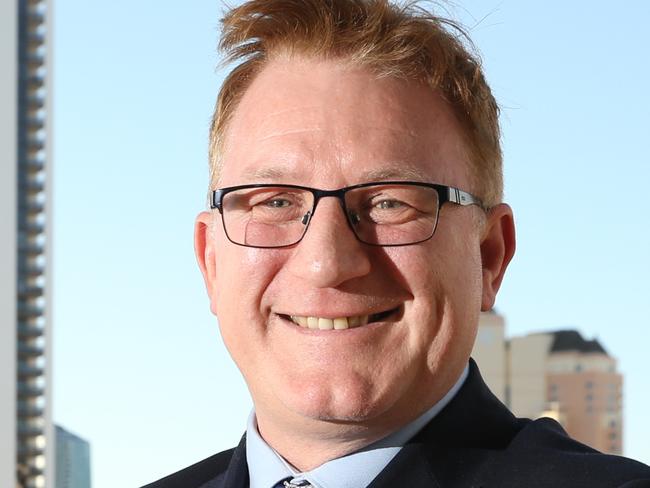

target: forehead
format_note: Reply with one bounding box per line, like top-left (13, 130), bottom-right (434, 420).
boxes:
top-left (221, 58), bottom-right (471, 188)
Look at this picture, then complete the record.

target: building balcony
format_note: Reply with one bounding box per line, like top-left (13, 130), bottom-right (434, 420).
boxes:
top-left (17, 382), bottom-right (45, 399)
top-left (18, 242), bottom-right (44, 256)
top-left (25, 105), bottom-right (45, 121)
top-left (18, 262), bottom-right (45, 277)
top-left (25, 115), bottom-right (45, 130)
top-left (24, 85), bottom-right (45, 101)
top-left (21, 475), bottom-right (45, 488)
top-left (22, 51), bottom-right (44, 67)
top-left (26, 134), bottom-right (45, 152)
top-left (21, 142), bottom-right (44, 159)
top-left (18, 364), bottom-right (44, 379)
top-left (19, 200), bottom-right (45, 215)
top-left (18, 402), bottom-right (44, 418)
top-left (27, 11), bottom-right (45, 27)
top-left (17, 463), bottom-right (44, 484)
top-left (17, 343), bottom-right (44, 359)
top-left (18, 421), bottom-right (43, 439)
top-left (23, 73), bottom-right (45, 89)
top-left (18, 322), bottom-right (44, 339)
top-left (17, 303), bottom-right (43, 321)
top-left (24, 95), bottom-right (44, 111)
top-left (17, 444), bottom-right (44, 459)
top-left (25, 32), bottom-right (45, 48)
top-left (17, 250), bottom-right (44, 262)
top-left (20, 179), bottom-right (45, 195)
top-left (22, 157), bottom-right (44, 173)
top-left (18, 284), bottom-right (44, 299)
top-left (19, 220), bottom-right (46, 236)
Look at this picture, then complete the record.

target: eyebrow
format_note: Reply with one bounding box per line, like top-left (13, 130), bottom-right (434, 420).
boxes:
top-left (358, 165), bottom-right (430, 183)
top-left (239, 166), bottom-right (290, 182)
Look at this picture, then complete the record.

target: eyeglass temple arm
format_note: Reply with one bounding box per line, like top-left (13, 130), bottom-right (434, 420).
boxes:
top-left (447, 187), bottom-right (484, 209)
top-left (211, 190), bottom-right (222, 211)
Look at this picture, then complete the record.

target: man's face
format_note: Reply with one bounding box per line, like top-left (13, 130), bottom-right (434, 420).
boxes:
top-left (196, 58), bottom-right (511, 436)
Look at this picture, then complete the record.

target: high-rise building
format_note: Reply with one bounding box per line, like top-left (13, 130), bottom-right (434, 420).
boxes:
top-left (472, 310), bottom-right (507, 403)
top-left (544, 331), bottom-right (623, 454)
top-left (1, 0), bottom-right (53, 487)
top-left (55, 426), bottom-right (91, 488)
top-left (473, 313), bottom-right (623, 455)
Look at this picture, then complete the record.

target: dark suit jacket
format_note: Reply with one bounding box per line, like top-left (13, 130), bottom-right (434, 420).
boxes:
top-left (144, 360), bottom-right (650, 487)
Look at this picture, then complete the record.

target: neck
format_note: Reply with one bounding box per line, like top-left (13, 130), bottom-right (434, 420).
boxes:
top-left (252, 364), bottom-right (469, 471)
top-left (255, 414), bottom-right (393, 471)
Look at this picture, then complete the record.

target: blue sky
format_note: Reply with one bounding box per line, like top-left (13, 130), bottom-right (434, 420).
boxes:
top-left (53, 1), bottom-right (650, 486)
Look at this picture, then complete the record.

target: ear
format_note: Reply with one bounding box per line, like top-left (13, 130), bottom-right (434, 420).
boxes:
top-left (479, 203), bottom-right (516, 311)
top-left (194, 211), bottom-right (219, 315)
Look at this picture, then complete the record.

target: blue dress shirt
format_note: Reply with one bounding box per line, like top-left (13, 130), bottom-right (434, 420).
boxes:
top-left (246, 364), bottom-right (469, 488)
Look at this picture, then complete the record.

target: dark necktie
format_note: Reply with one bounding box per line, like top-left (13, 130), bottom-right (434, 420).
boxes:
top-left (276, 478), bottom-right (314, 488)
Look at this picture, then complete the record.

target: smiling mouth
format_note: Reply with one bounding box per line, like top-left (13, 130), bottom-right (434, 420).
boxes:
top-left (280, 306), bottom-right (401, 330)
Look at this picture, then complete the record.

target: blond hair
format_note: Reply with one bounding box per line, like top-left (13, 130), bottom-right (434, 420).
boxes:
top-left (210, 0), bottom-right (502, 207)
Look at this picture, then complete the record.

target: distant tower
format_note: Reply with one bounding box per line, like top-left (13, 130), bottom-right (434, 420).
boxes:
top-left (473, 315), bottom-right (624, 455)
top-left (56, 426), bottom-right (91, 488)
top-left (473, 311), bottom-right (507, 404)
top-left (544, 331), bottom-right (623, 454)
top-left (1, 0), bottom-right (53, 487)
top-left (509, 330), bottom-right (623, 455)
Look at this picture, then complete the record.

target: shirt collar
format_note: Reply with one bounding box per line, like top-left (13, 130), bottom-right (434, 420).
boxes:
top-left (246, 363), bottom-right (469, 488)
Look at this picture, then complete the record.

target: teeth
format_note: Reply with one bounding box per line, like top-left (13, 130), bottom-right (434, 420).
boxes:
top-left (318, 318), bottom-right (334, 330)
top-left (289, 315), bottom-right (369, 330)
top-left (333, 318), bottom-right (348, 330)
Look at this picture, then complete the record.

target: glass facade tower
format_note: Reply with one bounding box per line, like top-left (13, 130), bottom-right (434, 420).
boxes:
top-left (55, 426), bottom-right (92, 488)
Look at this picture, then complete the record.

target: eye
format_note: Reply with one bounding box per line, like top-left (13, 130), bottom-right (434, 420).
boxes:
top-left (375, 199), bottom-right (405, 210)
top-left (262, 198), bottom-right (292, 208)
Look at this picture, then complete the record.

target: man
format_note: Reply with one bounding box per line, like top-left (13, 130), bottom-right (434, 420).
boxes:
top-left (146, 1), bottom-right (650, 487)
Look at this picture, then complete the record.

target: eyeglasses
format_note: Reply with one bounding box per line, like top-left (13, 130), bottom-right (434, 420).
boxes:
top-left (210, 181), bottom-right (483, 248)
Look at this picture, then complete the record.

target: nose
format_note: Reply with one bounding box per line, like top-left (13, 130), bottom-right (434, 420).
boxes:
top-left (285, 198), bottom-right (372, 288)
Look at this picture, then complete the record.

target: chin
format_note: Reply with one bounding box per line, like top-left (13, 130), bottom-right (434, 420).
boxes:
top-left (279, 370), bottom-right (398, 424)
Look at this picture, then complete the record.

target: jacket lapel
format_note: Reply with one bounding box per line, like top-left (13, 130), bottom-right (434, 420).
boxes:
top-left (218, 435), bottom-right (250, 488)
top-left (366, 443), bottom-right (441, 487)
top-left (368, 359), bottom-right (523, 488)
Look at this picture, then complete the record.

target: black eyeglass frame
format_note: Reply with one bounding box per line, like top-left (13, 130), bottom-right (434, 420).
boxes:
top-left (210, 181), bottom-right (484, 248)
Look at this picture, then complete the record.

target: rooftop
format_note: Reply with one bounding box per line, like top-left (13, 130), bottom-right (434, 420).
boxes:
top-left (550, 330), bottom-right (607, 355)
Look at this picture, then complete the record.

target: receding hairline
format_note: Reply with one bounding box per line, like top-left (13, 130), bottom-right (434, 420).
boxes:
top-left (209, 0), bottom-right (503, 207)
top-left (214, 55), bottom-right (477, 187)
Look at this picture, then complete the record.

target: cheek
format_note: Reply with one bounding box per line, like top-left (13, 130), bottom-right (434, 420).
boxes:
top-left (214, 244), bottom-right (280, 299)
top-left (384, 235), bottom-right (483, 340)
top-left (380, 244), bottom-right (446, 301)
top-left (212, 246), bottom-right (289, 380)
top-left (212, 245), bottom-right (286, 336)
